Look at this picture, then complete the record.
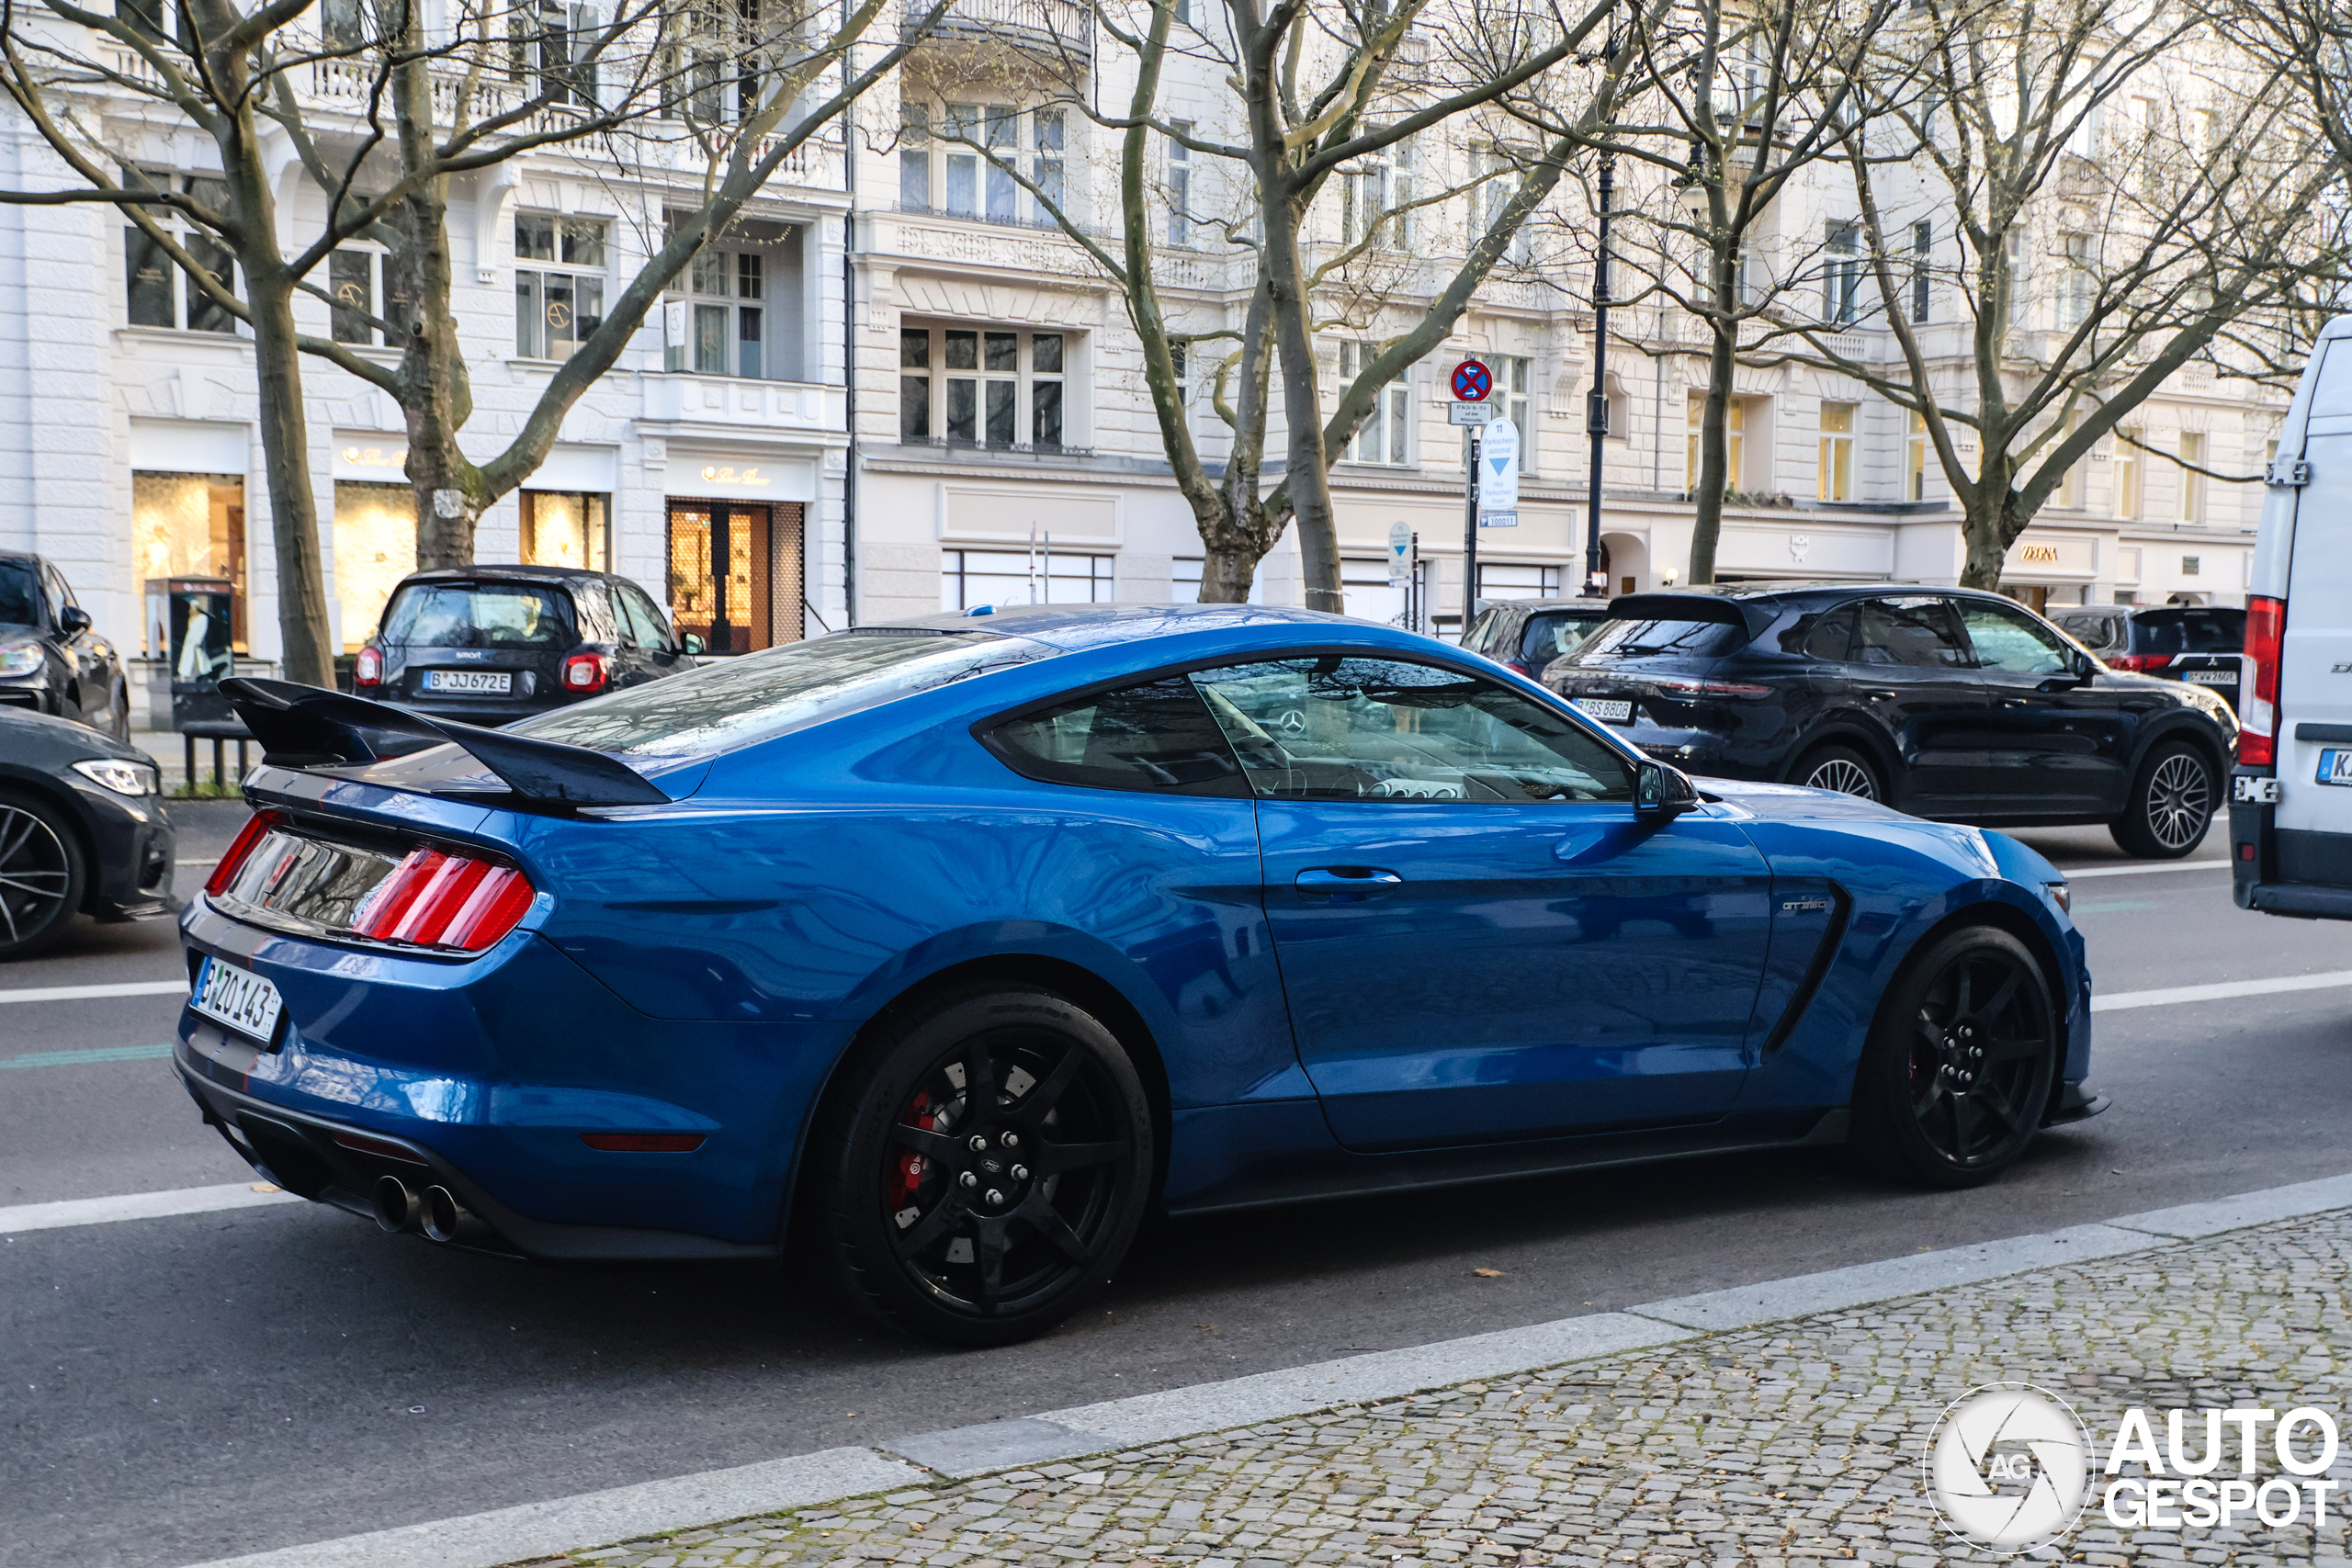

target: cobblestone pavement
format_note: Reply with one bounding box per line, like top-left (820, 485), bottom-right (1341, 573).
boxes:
top-left (533, 1213), bottom-right (2352, 1568)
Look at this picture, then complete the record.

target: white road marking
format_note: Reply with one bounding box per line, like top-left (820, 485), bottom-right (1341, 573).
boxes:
top-left (0, 979), bottom-right (187, 1006)
top-left (0, 1181), bottom-right (300, 1235)
top-left (2058, 859), bottom-right (2232, 879)
top-left (2093, 968), bottom-right (2352, 1012)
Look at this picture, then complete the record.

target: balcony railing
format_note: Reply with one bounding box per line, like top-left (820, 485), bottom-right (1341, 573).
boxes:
top-left (905, 0), bottom-right (1092, 62)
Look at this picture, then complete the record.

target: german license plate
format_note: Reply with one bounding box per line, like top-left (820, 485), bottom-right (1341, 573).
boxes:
top-left (2182, 670), bottom-right (2238, 685)
top-left (191, 956), bottom-right (284, 1045)
top-left (1574, 697), bottom-right (1634, 723)
top-left (2320, 750), bottom-right (2352, 786)
top-left (422, 669), bottom-right (512, 694)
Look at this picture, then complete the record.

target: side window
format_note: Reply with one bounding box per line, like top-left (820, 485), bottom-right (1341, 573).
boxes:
top-left (623, 586), bottom-right (674, 652)
top-left (1787, 602), bottom-right (1859, 661)
top-left (985, 675), bottom-right (1246, 795)
top-left (1190, 655), bottom-right (1633, 804)
top-left (39, 568), bottom-right (66, 628)
top-left (1463, 608), bottom-right (1499, 654)
top-left (2053, 615), bottom-right (2114, 653)
top-left (1957, 600), bottom-right (2071, 676)
top-left (1522, 614), bottom-right (1597, 666)
top-left (1855, 597), bottom-right (1973, 669)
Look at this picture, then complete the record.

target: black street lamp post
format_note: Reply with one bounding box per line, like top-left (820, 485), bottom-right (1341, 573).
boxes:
top-left (1583, 152), bottom-right (1615, 598)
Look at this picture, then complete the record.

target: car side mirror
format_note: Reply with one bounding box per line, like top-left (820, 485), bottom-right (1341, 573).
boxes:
top-left (59, 604), bottom-right (91, 636)
top-left (680, 632), bottom-right (707, 656)
top-left (1635, 760), bottom-right (1701, 817)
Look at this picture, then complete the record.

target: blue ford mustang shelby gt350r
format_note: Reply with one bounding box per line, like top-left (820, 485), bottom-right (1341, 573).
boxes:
top-left (175, 604), bottom-right (2098, 1345)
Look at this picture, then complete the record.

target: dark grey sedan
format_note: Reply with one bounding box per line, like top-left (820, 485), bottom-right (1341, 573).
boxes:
top-left (0, 706), bottom-right (175, 959)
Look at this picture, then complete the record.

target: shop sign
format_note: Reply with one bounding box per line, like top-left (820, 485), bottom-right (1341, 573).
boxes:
top-left (2004, 535), bottom-right (2096, 576)
top-left (334, 440), bottom-right (409, 480)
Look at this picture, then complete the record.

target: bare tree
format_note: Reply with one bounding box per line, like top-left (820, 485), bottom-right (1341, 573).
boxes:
top-left (1763, 0), bottom-right (2350, 590)
top-left (922, 0), bottom-right (1645, 608)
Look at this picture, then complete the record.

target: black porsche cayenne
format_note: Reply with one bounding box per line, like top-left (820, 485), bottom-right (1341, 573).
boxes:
top-left (1540, 584), bottom-right (2239, 858)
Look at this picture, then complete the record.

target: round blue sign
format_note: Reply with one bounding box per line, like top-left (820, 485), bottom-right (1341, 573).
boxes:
top-left (1452, 360), bottom-right (1492, 401)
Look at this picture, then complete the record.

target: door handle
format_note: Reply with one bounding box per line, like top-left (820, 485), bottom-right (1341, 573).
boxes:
top-left (1861, 688), bottom-right (1897, 701)
top-left (2002, 697), bottom-right (2031, 708)
top-left (1295, 866), bottom-right (1404, 898)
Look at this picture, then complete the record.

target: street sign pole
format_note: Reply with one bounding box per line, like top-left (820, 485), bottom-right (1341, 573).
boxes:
top-left (1583, 154), bottom-right (1615, 598)
top-left (1451, 359), bottom-right (1492, 637)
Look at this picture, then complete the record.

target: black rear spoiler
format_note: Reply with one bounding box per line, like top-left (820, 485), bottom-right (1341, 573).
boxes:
top-left (219, 678), bottom-right (670, 807)
top-left (1601, 592), bottom-right (1778, 644)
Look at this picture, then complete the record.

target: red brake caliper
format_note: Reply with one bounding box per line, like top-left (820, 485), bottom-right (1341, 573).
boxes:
top-left (888, 1091), bottom-right (934, 1211)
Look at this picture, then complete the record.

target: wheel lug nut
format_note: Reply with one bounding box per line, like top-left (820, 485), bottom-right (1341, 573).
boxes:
top-left (967, 1134), bottom-right (987, 1152)
top-left (1002, 1132), bottom-right (1019, 1147)
top-left (985, 1189), bottom-right (1004, 1204)
top-left (959, 1171), bottom-right (978, 1189)
top-left (1011, 1165), bottom-right (1029, 1181)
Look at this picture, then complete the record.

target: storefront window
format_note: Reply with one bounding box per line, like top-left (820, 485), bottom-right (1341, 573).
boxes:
top-left (520, 491), bottom-right (609, 570)
top-left (133, 471), bottom-right (245, 653)
top-left (332, 482), bottom-right (417, 649)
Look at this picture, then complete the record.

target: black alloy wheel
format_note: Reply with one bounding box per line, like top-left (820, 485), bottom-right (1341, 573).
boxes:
top-left (2109, 740), bottom-right (2216, 860)
top-left (814, 985), bottom-right (1154, 1347)
top-left (0, 790), bottom-right (85, 961)
top-left (1853, 926), bottom-right (2057, 1189)
top-left (1794, 743), bottom-right (1882, 802)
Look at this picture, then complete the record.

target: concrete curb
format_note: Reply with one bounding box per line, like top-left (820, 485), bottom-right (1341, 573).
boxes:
top-left (174, 1170), bottom-right (2352, 1568)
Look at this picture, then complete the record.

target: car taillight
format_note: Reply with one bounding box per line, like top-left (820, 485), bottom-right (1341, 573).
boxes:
top-left (206, 810), bottom-right (285, 897)
top-left (1648, 675), bottom-right (1774, 700)
top-left (354, 646), bottom-right (383, 688)
top-left (2107, 652), bottom-right (2168, 673)
top-left (348, 847), bottom-right (537, 951)
top-left (2241, 593), bottom-right (2284, 768)
top-left (561, 651), bottom-right (610, 694)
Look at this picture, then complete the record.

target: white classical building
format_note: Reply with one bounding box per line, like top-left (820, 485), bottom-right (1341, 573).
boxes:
top-left (0, 0), bottom-right (2284, 714)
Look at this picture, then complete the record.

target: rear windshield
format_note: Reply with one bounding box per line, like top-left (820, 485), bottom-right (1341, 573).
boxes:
top-left (511, 628), bottom-right (1059, 760)
top-left (1521, 613), bottom-right (1605, 664)
top-left (0, 559), bottom-right (37, 629)
top-left (2129, 608), bottom-right (2245, 655)
top-left (1571, 616), bottom-right (1747, 661)
top-left (382, 582), bottom-right (572, 649)
top-left (2053, 615), bottom-right (2122, 651)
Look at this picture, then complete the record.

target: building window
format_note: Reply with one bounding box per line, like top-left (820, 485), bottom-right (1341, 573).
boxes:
top-left (1910, 221), bottom-right (1931, 323)
top-left (1339, 341), bottom-right (1411, 464)
top-left (514, 214), bottom-right (606, 359)
top-left (1476, 562), bottom-right (1564, 601)
top-left (122, 175), bottom-right (239, 334)
top-left (1686, 393), bottom-right (1747, 493)
top-left (1035, 108), bottom-right (1067, 213)
top-left (1500, 355), bottom-right (1532, 470)
top-left (899, 103), bottom-right (933, 210)
top-left (1167, 122), bottom-right (1192, 245)
top-left (677, 247), bottom-right (764, 378)
top-left (332, 482), bottom-right (417, 651)
top-left (900, 324), bottom-right (1069, 450)
top-left (520, 491), bottom-right (609, 570)
top-left (1823, 220), bottom-right (1860, 325)
top-left (938, 103), bottom-right (1018, 221)
top-left (2056, 234), bottom-right (2092, 329)
top-left (511, 0), bottom-right (603, 108)
top-left (1906, 410), bottom-right (1928, 502)
top-left (1341, 134), bottom-right (1415, 248)
top-left (2114, 429), bottom-right (2142, 518)
top-left (2181, 555), bottom-right (2201, 577)
top-left (134, 471), bottom-right (246, 654)
top-left (2055, 410), bottom-right (2083, 508)
top-left (942, 548), bottom-right (1113, 610)
top-left (1818, 401), bottom-right (1855, 502)
top-left (1471, 146), bottom-right (1533, 265)
top-left (2178, 431), bottom-right (2206, 523)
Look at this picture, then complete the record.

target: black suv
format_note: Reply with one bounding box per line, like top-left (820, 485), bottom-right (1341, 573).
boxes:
top-left (2050, 604), bottom-right (2245, 713)
top-left (1459, 598), bottom-right (1611, 679)
top-left (1542, 583), bottom-right (2239, 857)
top-left (354, 566), bottom-right (691, 726)
top-left (0, 552), bottom-right (131, 740)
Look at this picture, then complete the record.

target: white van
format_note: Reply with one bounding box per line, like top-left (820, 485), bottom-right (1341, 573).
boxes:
top-left (2233, 315), bottom-right (2352, 918)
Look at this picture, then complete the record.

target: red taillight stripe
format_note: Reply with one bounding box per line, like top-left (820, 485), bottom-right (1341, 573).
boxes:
top-left (348, 846), bottom-right (536, 952)
top-left (442, 867), bottom-right (532, 950)
top-left (386, 854), bottom-right (481, 943)
top-left (2242, 593), bottom-right (2284, 769)
top-left (206, 811), bottom-right (284, 898)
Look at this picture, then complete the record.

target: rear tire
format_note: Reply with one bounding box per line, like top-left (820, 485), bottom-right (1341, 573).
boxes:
top-left (0, 789), bottom-right (85, 962)
top-left (810, 985), bottom-right (1155, 1348)
top-left (2109, 740), bottom-right (2216, 859)
top-left (1792, 742), bottom-right (1883, 802)
top-left (1851, 926), bottom-right (2057, 1190)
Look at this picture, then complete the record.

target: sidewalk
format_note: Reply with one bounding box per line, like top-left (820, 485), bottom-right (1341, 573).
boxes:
top-left (527, 1213), bottom-right (2350, 1568)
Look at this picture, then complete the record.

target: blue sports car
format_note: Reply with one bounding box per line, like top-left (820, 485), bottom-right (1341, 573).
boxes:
top-left (175, 604), bottom-right (2098, 1345)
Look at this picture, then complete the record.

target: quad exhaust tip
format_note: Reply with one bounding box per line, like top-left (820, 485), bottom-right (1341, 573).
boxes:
top-left (371, 1175), bottom-right (419, 1235)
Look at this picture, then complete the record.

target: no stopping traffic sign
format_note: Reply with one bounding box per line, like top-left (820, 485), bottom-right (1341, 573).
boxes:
top-left (1452, 360), bottom-right (1492, 402)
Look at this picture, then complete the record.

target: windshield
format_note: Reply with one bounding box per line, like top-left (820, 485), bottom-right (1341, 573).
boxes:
top-left (382, 582), bottom-right (572, 649)
top-left (1572, 616), bottom-right (1746, 661)
top-left (1521, 613), bottom-right (1604, 665)
top-left (0, 560), bottom-right (39, 629)
top-left (512, 628), bottom-right (1060, 759)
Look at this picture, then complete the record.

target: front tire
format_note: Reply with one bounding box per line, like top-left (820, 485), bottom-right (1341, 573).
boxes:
top-left (1851, 926), bottom-right (2058, 1189)
top-left (2109, 740), bottom-right (2216, 859)
top-left (0, 789), bottom-right (85, 961)
top-left (811, 985), bottom-right (1155, 1348)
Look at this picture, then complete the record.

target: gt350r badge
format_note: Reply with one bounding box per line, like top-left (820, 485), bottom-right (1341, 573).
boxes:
top-left (1781, 898), bottom-right (1831, 913)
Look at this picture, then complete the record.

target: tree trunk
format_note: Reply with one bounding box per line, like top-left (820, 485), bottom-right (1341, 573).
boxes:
top-left (389, 55), bottom-right (483, 570)
top-left (1199, 542), bottom-right (1260, 604)
top-left (1685, 321), bottom-right (1737, 585)
top-left (1261, 183), bottom-right (1342, 613)
top-left (1958, 492), bottom-right (2015, 590)
top-left (243, 267), bottom-right (337, 687)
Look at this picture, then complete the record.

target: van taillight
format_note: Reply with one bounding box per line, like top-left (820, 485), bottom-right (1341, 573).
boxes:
top-left (2241, 593), bottom-right (2285, 768)
top-left (354, 646), bottom-right (383, 688)
top-left (205, 810), bottom-right (285, 897)
top-left (561, 652), bottom-right (610, 693)
top-left (350, 847), bottom-right (537, 951)
top-left (2108, 653), bottom-right (2166, 673)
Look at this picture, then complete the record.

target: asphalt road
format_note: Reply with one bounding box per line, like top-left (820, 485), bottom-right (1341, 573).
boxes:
top-left (5, 807), bottom-right (2346, 1568)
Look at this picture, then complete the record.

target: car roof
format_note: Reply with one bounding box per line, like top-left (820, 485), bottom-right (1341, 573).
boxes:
top-left (878, 602), bottom-right (1371, 654)
top-left (396, 565), bottom-right (612, 586)
top-left (1499, 599), bottom-right (1610, 615)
